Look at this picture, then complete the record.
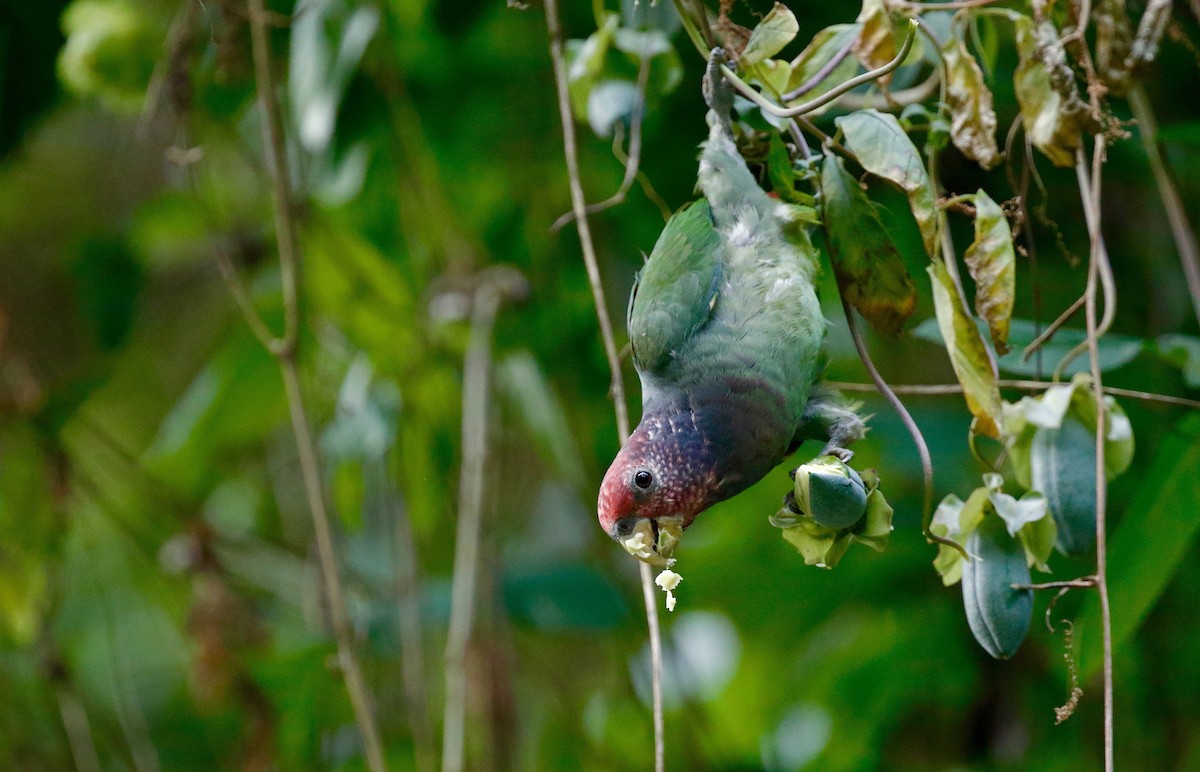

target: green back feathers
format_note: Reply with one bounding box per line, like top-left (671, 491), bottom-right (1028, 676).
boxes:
top-left (627, 200), bottom-right (724, 375)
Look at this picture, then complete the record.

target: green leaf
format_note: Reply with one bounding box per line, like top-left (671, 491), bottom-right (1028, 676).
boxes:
top-left (963, 190), bottom-right (1016, 354)
top-left (835, 108), bottom-right (938, 257)
top-left (940, 36), bottom-right (1000, 169)
top-left (852, 0), bottom-right (896, 76)
top-left (1017, 506), bottom-right (1058, 572)
top-left (496, 351), bottom-right (586, 487)
top-left (1004, 374), bottom-right (1135, 488)
top-left (741, 3), bottom-right (799, 67)
top-left (926, 261), bottom-right (1003, 438)
top-left (998, 319), bottom-right (1144, 377)
top-left (1077, 416), bottom-right (1200, 678)
top-left (565, 20), bottom-right (682, 138)
top-left (303, 221), bottom-right (421, 376)
top-left (852, 484), bottom-right (894, 552)
top-left (820, 152), bottom-right (917, 336)
top-left (1156, 333), bottom-right (1200, 388)
top-left (747, 58), bottom-right (793, 99)
top-left (0, 424), bottom-right (56, 643)
top-left (766, 132), bottom-right (797, 200)
top-left (930, 487), bottom-right (988, 585)
top-left (913, 318), bottom-right (1147, 379)
top-left (776, 516), bottom-right (853, 568)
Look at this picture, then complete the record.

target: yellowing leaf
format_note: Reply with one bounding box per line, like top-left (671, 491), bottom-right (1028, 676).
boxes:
top-left (941, 37), bottom-right (1000, 169)
top-left (964, 190), bottom-right (1016, 353)
top-left (852, 0), bottom-right (895, 77)
top-left (742, 3), bottom-right (799, 67)
top-left (927, 261), bottom-right (1003, 437)
top-left (1013, 17), bottom-right (1085, 167)
top-left (836, 109), bottom-right (938, 258)
top-left (820, 152), bottom-right (917, 336)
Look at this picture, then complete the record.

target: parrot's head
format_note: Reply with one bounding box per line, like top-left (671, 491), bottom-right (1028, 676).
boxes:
top-left (597, 420), bottom-right (718, 566)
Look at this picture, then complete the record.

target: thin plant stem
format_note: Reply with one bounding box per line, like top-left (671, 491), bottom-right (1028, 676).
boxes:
top-left (718, 20), bottom-right (917, 119)
top-left (390, 486), bottom-right (434, 772)
top-left (1053, 148), bottom-right (1117, 381)
top-left (443, 281), bottom-right (504, 772)
top-left (552, 49), bottom-right (653, 231)
top-left (245, 2), bottom-right (387, 769)
top-left (780, 37), bottom-right (855, 101)
top-left (280, 364), bottom-right (387, 772)
top-left (839, 298), bottom-right (957, 557)
top-left (1014, 577), bottom-right (1098, 591)
top-left (1128, 85), bottom-right (1200, 330)
top-left (826, 380), bottom-right (1200, 409)
top-left (893, 0), bottom-right (1003, 9)
top-left (1079, 137), bottom-right (1115, 772)
top-left (544, 2), bottom-right (663, 771)
top-left (1022, 295), bottom-right (1086, 362)
top-left (248, 0), bottom-right (299, 358)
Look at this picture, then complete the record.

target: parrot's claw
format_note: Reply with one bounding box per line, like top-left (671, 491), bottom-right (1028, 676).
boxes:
top-left (821, 446), bottom-right (855, 464)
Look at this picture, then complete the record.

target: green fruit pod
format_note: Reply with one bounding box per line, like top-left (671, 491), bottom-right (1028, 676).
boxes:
top-left (793, 456), bottom-right (868, 529)
top-left (1031, 414), bottom-right (1097, 556)
top-left (961, 517), bottom-right (1033, 660)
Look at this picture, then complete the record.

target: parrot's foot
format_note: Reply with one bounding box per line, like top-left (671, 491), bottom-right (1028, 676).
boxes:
top-left (793, 386), bottom-right (868, 460)
top-left (703, 48), bottom-right (734, 133)
top-left (820, 445), bottom-right (855, 464)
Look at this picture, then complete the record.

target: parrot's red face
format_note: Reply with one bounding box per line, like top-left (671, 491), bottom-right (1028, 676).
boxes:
top-left (597, 421), bottom-right (718, 565)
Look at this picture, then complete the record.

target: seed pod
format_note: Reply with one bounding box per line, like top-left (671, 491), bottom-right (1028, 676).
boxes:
top-left (961, 516), bottom-right (1033, 660)
top-left (792, 456), bottom-right (869, 529)
top-left (1031, 413), bottom-right (1097, 556)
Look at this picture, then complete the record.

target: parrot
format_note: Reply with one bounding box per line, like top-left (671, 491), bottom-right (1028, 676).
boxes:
top-left (597, 49), bottom-right (865, 566)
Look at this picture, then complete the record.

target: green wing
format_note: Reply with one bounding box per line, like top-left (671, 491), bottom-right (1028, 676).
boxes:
top-left (628, 200), bottom-right (723, 375)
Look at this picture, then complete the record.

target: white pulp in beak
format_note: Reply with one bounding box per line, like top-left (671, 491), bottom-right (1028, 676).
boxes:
top-left (618, 517), bottom-right (685, 567)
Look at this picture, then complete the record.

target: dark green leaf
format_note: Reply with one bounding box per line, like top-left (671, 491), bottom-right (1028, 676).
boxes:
top-left (1078, 416), bottom-right (1200, 678)
top-left (1156, 333), bottom-right (1200, 387)
top-left (820, 152), bottom-right (917, 336)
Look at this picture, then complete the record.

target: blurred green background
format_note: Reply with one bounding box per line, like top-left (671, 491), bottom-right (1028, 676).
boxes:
top-left (1, 0), bottom-right (1199, 769)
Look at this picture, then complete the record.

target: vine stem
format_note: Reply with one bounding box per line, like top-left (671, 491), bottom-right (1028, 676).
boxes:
top-left (543, 2), bottom-right (663, 771)
top-left (838, 298), bottom-right (946, 555)
top-left (551, 38), bottom-right (653, 231)
top-left (244, 2), bottom-right (387, 770)
top-left (827, 380), bottom-right (1200, 409)
top-left (717, 20), bottom-right (917, 119)
top-left (1079, 137), bottom-right (1115, 772)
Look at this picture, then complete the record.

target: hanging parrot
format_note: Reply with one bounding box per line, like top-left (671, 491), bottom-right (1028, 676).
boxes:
top-left (597, 49), bottom-right (866, 566)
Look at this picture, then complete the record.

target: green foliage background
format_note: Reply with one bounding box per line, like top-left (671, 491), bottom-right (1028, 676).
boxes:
top-left (1, 0), bottom-right (1199, 769)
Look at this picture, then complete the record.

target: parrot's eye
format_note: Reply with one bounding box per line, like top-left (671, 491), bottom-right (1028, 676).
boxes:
top-left (634, 470), bottom-right (654, 489)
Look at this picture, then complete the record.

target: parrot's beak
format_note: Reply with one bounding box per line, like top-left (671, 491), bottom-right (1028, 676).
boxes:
top-left (617, 516), bottom-right (685, 567)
